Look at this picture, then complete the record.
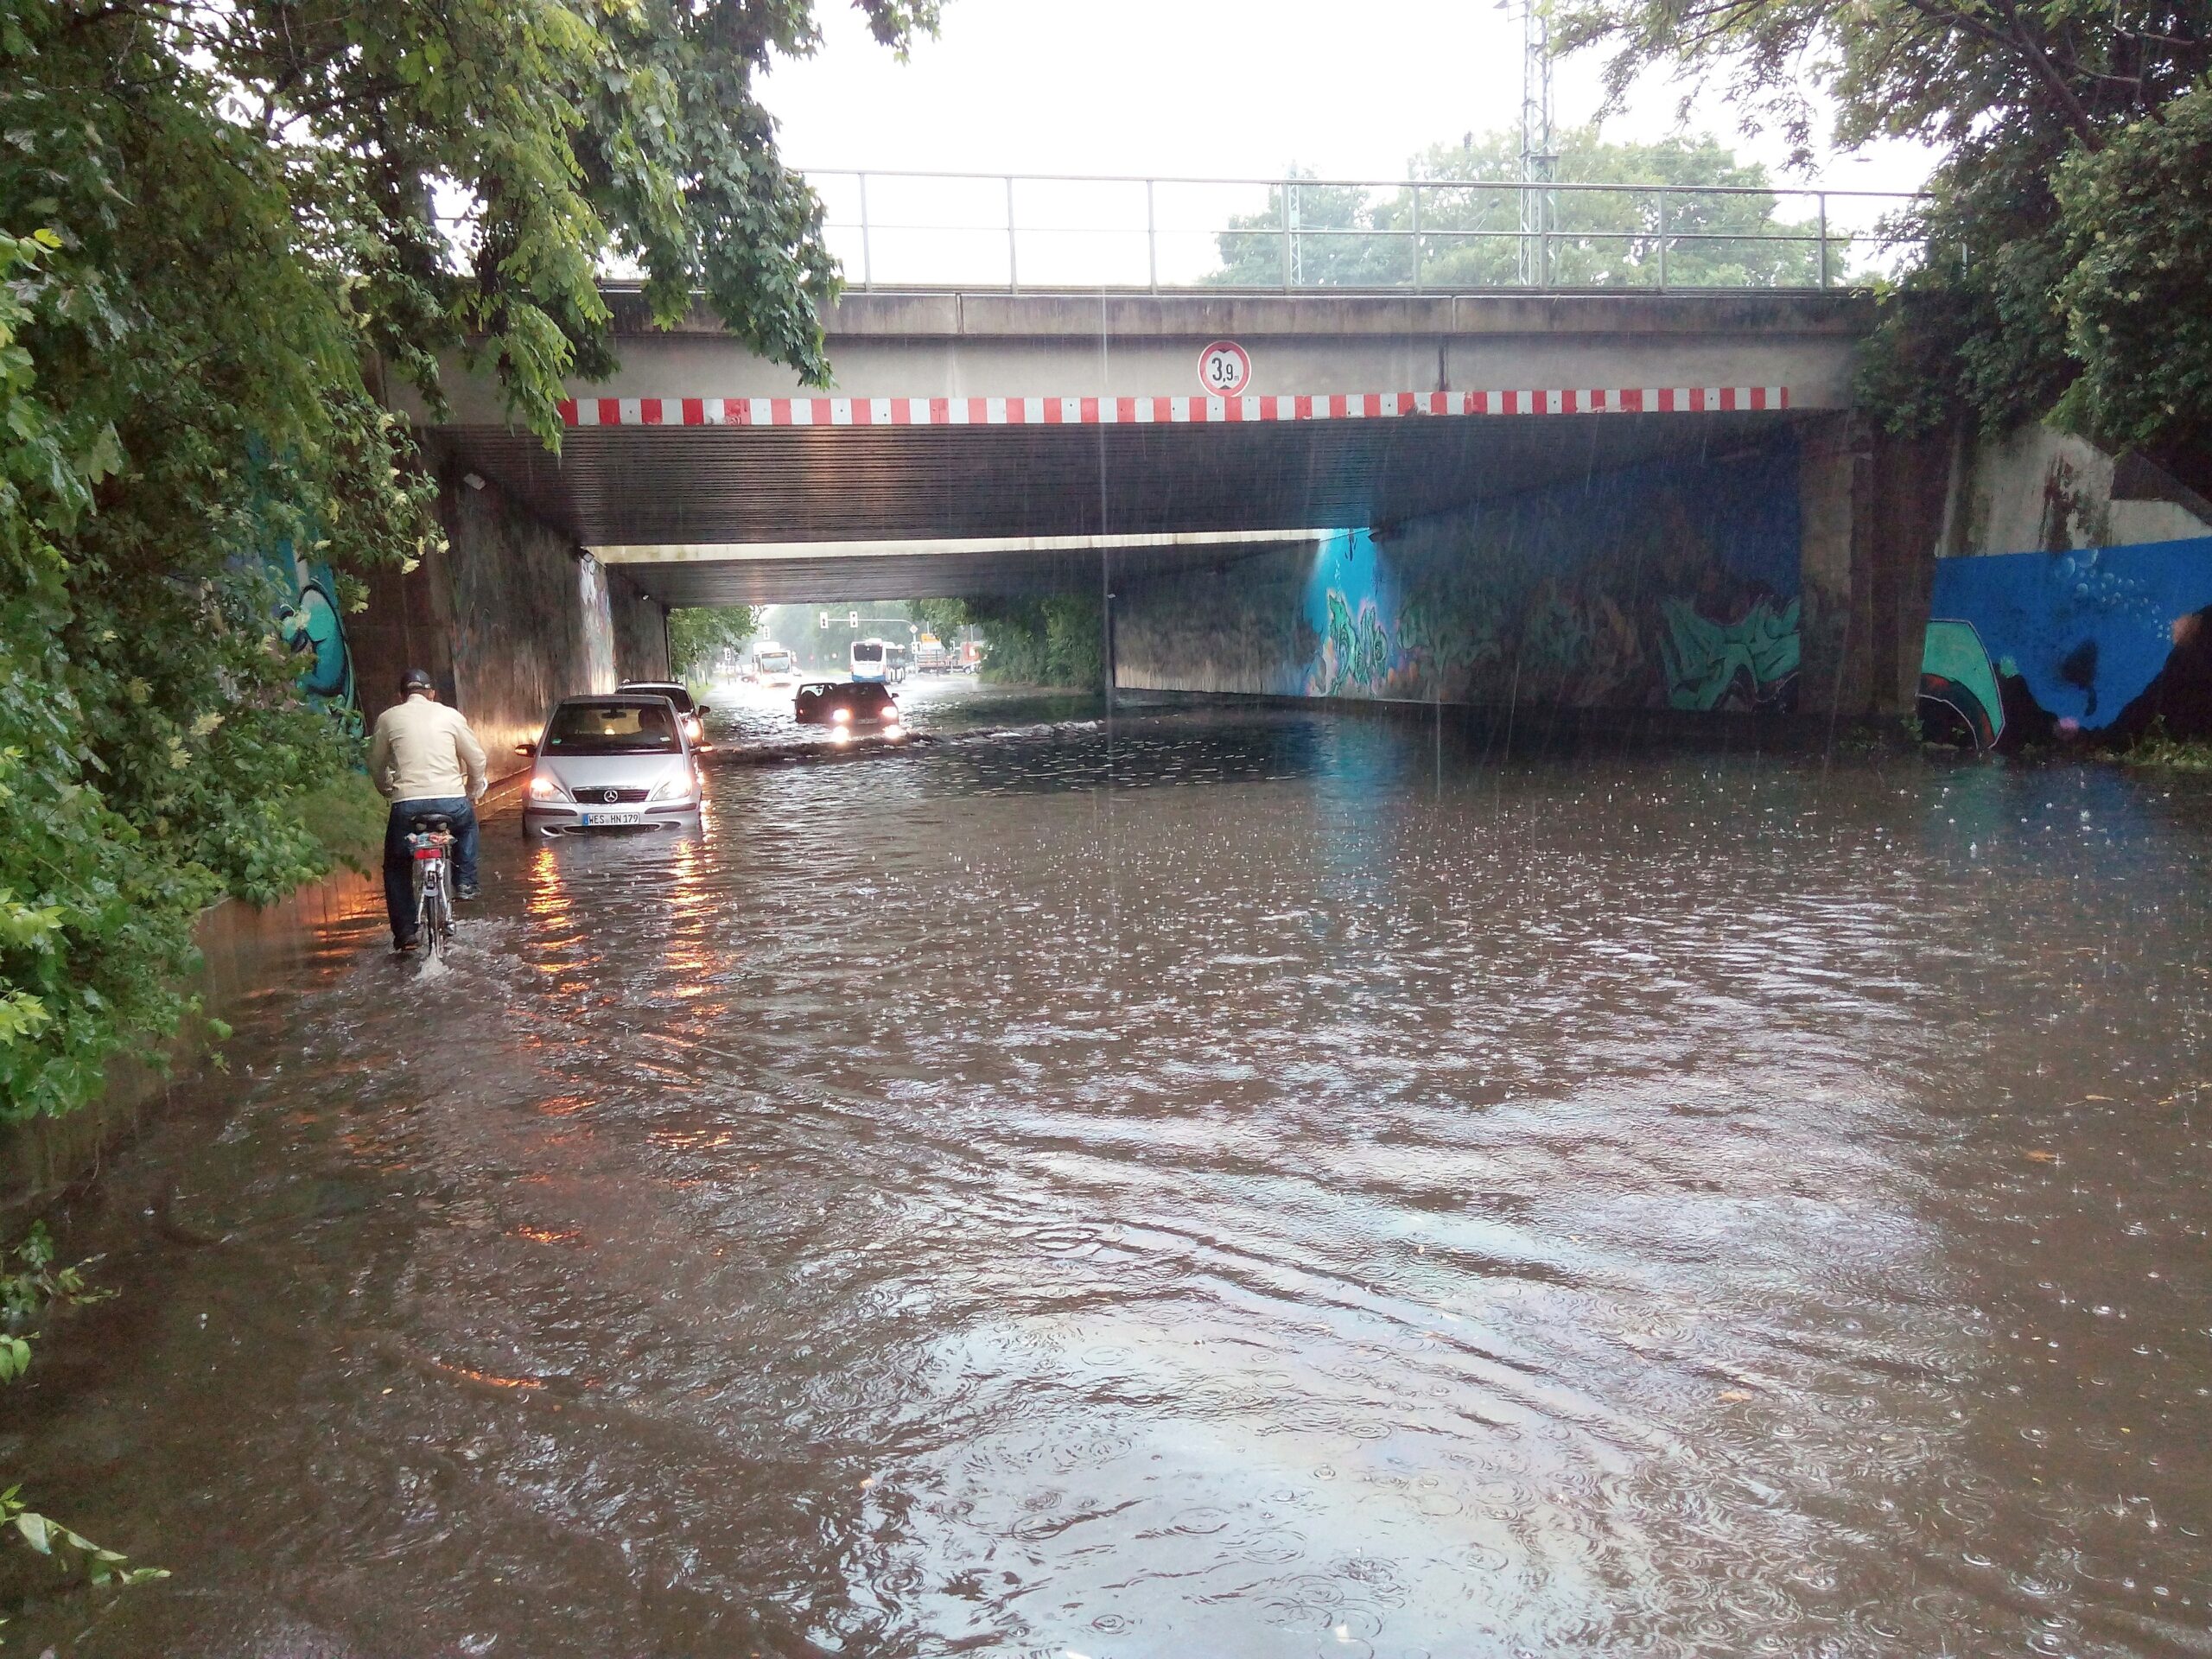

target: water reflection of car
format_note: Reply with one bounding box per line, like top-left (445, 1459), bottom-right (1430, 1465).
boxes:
top-left (793, 680), bottom-right (906, 743)
top-left (520, 694), bottom-right (704, 836)
top-left (616, 679), bottom-right (709, 746)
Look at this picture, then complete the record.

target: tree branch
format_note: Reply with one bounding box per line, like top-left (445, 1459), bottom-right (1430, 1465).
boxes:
top-left (1982, 0), bottom-right (2107, 147)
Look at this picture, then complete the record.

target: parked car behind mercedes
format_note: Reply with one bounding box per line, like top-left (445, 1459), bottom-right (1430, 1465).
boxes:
top-left (616, 679), bottom-right (709, 746)
top-left (519, 694), bottom-right (703, 836)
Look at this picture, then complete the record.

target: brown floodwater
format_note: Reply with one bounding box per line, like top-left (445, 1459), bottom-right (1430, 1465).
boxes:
top-left (5, 689), bottom-right (2211, 1656)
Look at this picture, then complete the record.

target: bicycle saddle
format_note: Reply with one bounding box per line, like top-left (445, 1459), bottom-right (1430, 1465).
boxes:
top-left (410, 813), bottom-right (454, 834)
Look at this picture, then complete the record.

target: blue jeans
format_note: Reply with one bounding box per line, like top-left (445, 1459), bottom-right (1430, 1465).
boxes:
top-left (383, 797), bottom-right (479, 942)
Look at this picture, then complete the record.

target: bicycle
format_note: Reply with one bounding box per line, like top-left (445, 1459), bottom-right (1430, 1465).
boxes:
top-left (406, 812), bottom-right (457, 963)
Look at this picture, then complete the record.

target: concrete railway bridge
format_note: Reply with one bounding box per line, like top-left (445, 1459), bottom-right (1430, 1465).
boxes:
top-left (365, 282), bottom-right (1944, 760)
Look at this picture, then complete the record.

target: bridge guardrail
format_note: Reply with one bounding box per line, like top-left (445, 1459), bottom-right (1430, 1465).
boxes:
top-left (804, 169), bottom-right (1924, 296)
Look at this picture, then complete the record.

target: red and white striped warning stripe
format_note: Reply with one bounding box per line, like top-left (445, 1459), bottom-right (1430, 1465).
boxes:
top-left (558, 386), bottom-right (1789, 428)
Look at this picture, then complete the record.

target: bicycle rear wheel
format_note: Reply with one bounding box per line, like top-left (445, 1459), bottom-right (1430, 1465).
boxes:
top-left (423, 886), bottom-right (454, 962)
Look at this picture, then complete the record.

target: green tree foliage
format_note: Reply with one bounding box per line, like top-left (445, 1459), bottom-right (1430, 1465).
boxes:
top-left (1211, 130), bottom-right (1833, 289)
top-left (1554, 0), bottom-right (2212, 461)
top-left (667, 606), bottom-right (764, 682)
top-left (0, 0), bottom-right (934, 1121)
top-left (2050, 83), bottom-right (2212, 452)
top-left (944, 595), bottom-right (1103, 689)
top-left (906, 598), bottom-right (973, 647)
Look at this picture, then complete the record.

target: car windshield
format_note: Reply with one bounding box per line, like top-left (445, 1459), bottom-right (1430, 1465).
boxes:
top-left (544, 701), bottom-right (681, 753)
top-left (619, 682), bottom-right (695, 714)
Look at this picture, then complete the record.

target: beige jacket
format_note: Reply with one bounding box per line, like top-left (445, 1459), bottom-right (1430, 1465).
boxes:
top-left (368, 694), bottom-right (488, 803)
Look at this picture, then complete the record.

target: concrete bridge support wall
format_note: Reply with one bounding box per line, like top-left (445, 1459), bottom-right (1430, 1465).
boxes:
top-left (351, 466), bottom-right (670, 772)
top-left (1796, 414), bottom-right (1948, 725)
top-left (1112, 416), bottom-right (1944, 728)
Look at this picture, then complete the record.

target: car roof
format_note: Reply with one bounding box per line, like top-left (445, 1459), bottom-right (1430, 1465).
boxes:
top-left (555, 692), bottom-right (677, 708)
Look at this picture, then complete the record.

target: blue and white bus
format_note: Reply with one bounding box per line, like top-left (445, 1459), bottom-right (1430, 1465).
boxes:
top-left (850, 638), bottom-right (887, 682)
top-left (752, 641), bottom-right (796, 687)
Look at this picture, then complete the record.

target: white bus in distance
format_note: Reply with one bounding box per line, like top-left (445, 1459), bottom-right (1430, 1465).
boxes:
top-left (850, 638), bottom-right (887, 683)
top-left (753, 641), bottom-right (797, 687)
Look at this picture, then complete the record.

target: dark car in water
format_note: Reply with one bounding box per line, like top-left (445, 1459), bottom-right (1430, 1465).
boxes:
top-left (794, 680), bottom-right (906, 742)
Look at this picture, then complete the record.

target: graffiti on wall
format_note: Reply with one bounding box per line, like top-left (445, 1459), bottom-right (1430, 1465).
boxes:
top-left (254, 531), bottom-right (361, 736)
top-left (1306, 532), bottom-right (1401, 696)
top-left (273, 554), bottom-right (355, 712)
top-left (1290, 442), bottom-right (1802, 710)
top-left (1918, 537), bottom-right (2212, 748)
top-left (246, 446), bottom-right (360, 727)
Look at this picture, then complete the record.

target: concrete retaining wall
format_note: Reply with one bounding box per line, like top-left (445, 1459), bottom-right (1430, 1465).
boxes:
top-left (1116, 432), bottom-right (1822, 715)
top-left (1112, 413), bottom-right (1945, 725)
top-left (611, 572), bottom-right (672, 687)
top-left (350, 467), bottom-right (670, 772)
top-left (1957, 427), bottom-right (2212, 556)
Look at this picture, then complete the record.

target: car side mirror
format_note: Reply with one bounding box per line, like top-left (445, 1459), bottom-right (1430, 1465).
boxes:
top-left (514, 741), bottom-right (536, 756)
top-left (696, 704), bottom-right (711, 716)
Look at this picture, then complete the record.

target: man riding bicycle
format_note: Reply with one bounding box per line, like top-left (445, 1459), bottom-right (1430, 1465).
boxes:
top-left (368, 668), bottom-right (489, 952)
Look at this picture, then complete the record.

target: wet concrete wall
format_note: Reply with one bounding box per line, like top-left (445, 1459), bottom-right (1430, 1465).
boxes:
top-left (350, 468), bottom-right (669, 772)
top-left (1960, 426), bottom-right (2212, 556)
top-left (1116, 435), bottom-right (1818, 715)
top-left (611, 576), bottom-right (672, 687)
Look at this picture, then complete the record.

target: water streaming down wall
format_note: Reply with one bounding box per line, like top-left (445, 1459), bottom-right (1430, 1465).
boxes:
top-left (349, 466), bottom-right (671, 769)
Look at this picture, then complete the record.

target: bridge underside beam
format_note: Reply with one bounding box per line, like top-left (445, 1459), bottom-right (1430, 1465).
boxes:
top-left (431, 410), bottom-right (1797, 550)
top-left (594, 531), bottom-right (1319, 606)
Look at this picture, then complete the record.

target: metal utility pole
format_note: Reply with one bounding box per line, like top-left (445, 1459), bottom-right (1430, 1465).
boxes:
top-left (1516, 0), bottom-right (1557, 286)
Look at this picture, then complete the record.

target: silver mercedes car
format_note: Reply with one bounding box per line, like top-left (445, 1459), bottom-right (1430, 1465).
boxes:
top-left (518, 694), bottom-right (704, 837)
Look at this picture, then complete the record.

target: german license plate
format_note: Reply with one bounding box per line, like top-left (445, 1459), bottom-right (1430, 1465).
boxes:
top-left (578, 811), bottom-right (644, 827)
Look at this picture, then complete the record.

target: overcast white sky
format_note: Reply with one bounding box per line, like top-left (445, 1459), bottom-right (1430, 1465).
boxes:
top-left (766, 0), bottom-right (1938, 194)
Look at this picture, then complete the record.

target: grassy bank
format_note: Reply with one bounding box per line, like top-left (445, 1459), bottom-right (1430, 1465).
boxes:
top-left (2120, 727), bottom-right (2212, 772)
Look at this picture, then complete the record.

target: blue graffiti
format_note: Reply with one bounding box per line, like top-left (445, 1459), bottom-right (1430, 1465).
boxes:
top-left (1929, 538), bottom-right (2212, 730)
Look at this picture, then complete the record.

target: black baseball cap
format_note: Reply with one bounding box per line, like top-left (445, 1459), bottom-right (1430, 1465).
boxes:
top-left (401, 667), bottom-right (435, 692)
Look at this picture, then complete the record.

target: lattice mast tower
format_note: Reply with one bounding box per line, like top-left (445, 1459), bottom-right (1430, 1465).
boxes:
top-left (1516, 0), bottom-right (1557, 285)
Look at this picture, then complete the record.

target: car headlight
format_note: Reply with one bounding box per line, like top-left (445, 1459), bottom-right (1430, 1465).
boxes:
top-left (528, 773), bottom-right (565, 800)
top-left (830, 726), bottom-right (851, 744)
top-left (884, 721), bottom-right (905, 740)
top-left (831, 708), bottom-right (851, 723)
top-left (648, 773), bottom-right (690, 802)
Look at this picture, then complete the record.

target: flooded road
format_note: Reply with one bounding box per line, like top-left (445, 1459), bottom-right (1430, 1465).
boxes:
top-left (8, 696), bottom-right (2212, 1656)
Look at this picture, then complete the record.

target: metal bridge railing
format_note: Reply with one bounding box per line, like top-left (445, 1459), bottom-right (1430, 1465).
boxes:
top-left (804, 168), bottom-right (1924, 296)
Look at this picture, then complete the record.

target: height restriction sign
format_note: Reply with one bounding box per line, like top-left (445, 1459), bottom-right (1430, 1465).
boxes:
top-left (1198, 340), bottom-right (1252, 397)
